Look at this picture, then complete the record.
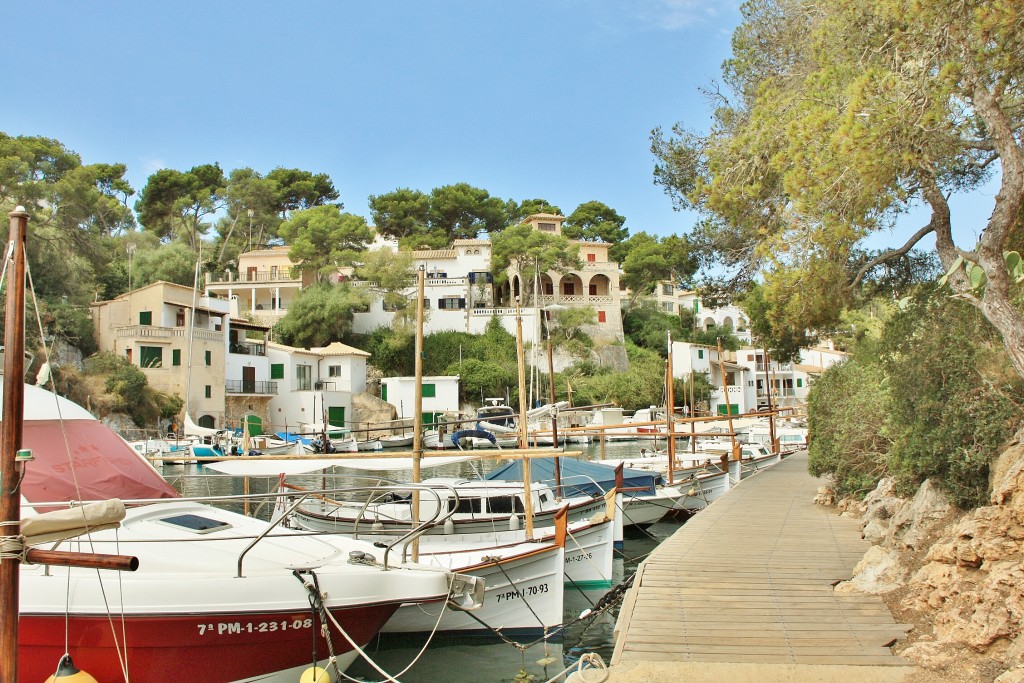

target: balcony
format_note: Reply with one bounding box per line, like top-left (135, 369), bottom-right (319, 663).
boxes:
top-left (229, 341), bottom-right (266, 356)
top-left (293, 379), bottom-right (338, 392)
top-left (207, 270), bottom-right (301, 285)
top-left (225, 379), bottom-right (278, 395)
top-left (115, 325), bottom-right (222, 342)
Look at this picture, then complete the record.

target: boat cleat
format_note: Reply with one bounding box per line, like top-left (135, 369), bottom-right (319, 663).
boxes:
top-left (446, 573), bottom-right (485, 611)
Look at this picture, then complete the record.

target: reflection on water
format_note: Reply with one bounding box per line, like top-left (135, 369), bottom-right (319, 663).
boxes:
top-left (160, 441), bottom-right (690, 683)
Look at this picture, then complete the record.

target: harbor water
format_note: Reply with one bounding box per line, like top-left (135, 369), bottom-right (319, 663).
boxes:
top-left (160, 440), bottom-right (690, 683)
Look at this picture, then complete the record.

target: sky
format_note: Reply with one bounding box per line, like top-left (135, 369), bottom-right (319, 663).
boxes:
top-left (0, 1), bottom-right (996, 248)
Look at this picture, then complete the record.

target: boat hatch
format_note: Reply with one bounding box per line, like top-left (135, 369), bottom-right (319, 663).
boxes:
top-left (157, 514), bottom-right (233, 534)
top-left (484, 495), bottom-right (525, 514)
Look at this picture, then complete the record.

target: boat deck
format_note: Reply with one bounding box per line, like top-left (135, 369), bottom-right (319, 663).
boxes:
top-left (611, 452), bottom-right (913, 669)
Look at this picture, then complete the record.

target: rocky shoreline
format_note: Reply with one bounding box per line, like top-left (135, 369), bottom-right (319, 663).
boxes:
top-left (818, 430), bottom-right (1024, 682)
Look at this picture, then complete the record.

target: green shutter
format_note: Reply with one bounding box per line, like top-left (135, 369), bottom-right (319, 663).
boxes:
top-left (270, 364), bottom-right (284, 379)
top-left (698, 349), bottom-right (704, 359)
top-left (204, 350), bottom-right (211, 366)
top-left (797, 378), bottom-right (803, 388)
top-left (205, 385), bottom-right (211, 399)
top-left (172, 349), bottom-right (181, 366)
top-left (381, 384), bottom-right (387, 401)
top-left (422, 383), bottom-right (436, 398)
top-left (139, 311), bottom-right (152, 326)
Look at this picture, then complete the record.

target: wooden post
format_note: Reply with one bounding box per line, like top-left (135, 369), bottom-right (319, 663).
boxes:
top-left (665, 332), bottom-right (676, 484)
top-left (689, 369), bottom-right (697, 457)
top-left (764, 347), bottom-right (778, 454)
top-left (514, 301), bottom-right (533, 539)
top-left (547, 335), bottom-right (561, 498)
top-left (1, 207), bottom-right (28, 681)
top-left (717, 338), bottom-right (738, 461)
top-left (411, 266), bottom-right (425, 561)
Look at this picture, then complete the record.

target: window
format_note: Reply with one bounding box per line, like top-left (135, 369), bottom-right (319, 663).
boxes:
top-left (662, 284), bottom-right (673, 295)
top-left (694, 300), bottom-right (700, 314)
top-left (328, 365), bottom-right (343, 377)
top-left (589, 284), bottom-right (597, 296)
top-left (139, 346), bottom-right (162, 368)
top-left (697, 349), bottom-right (704, 359)
top-left (587, 253), bottom-right (596, 262)
top-left (139, 311), bottom-right (152, 326)
top-left (204, 385), bottom-right (212, 399)
top-left (270, 363), bottom-right (284, 379)
top-left (381, 384), bottom-right (388, 401)
top-left (661, 302), bottom-right (674, 313)
top-left (422, 383), bottom-right (436, 398)
top-left (447, 496), bottom-right (483, 514)
top-left (562, 283), bottom-right (575, 295)
top-left (172, 349), bottom-right (181, 366)
top-left (797, 378), bottom-right (803, 388)
top-left (538, 222), bottom-right (556, 232)
top-left (296, 365), bottom-right (312, 391)
top-left (204, 350), bottom-right (211, 366)
top-left (439, 297), bottom-right (465, 310)
top-left (598, 311), bottom-right (607, 323)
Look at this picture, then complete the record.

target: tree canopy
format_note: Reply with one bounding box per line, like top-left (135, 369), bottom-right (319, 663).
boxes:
top-left (490, 223), bottom-right (582, 304)
top-left (278, 205), bottom-right (373, 283)
top-left (619, 231), bottom-right (699, 307)
top-left (652, 0), bottom-right (1024, 378)
top-left (273, 283), bottom-right (370, 348)
top-left (135, 164), bottom-right (226, 251)
top-left (563, 200), bottom-right (628, 247)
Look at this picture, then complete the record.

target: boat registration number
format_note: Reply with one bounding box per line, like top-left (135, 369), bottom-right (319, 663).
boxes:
top-left (566, 552), bottom-right (593, 564)
top-left (198, 618), bottom-right (314, 636)
top-left (495, 583), bottom-right (549, 603)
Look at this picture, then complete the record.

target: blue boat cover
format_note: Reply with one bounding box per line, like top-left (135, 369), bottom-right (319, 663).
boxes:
top-left (275, 431), bottom-right (313, 445)
top-left (451, 429), bottom-right (497, 448)
top-left (484, 457), bottom-right (663, 497)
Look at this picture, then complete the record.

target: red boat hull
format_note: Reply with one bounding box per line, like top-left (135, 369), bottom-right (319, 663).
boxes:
top-left (18, 603), bottom-right (401, 682)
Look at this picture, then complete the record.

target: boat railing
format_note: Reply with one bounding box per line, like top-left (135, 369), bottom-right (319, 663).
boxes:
top-left (23, 481), bottom-right (452, 577)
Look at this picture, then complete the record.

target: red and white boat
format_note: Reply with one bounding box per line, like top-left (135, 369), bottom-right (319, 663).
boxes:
top-left (12, 382), bottom-right (477, 682)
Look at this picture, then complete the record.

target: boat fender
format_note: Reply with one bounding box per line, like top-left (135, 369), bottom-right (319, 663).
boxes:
top-left (509, 514), bottom-right (520, 531)
top-left (444, 518), bottom-right (455, 534)
top-left (44, 653), bottom-right (98, 682)
top-left (298, 665), bottom-right (331, 683)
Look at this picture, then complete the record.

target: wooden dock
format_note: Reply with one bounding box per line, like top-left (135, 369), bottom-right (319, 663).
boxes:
top-left (611, 452), bottom-right (913, 671)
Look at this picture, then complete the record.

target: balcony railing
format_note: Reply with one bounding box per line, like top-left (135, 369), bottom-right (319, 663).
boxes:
top-left (115, 325), bottom-right (222, 342)
top-left (225, 380), bottom-right (278, 395)
top-left (292, 379), bottom-right (338, 392)
top-left (229, 341), bottom-right (266, 356)
top-left (207, 270), bottom-right (301, 285)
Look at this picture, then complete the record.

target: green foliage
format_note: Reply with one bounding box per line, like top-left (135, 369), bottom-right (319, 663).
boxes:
top-left (807, 288), bottom-right (1024, 509)
top-left (879, 291), bottom-right (1024, 508)
top-left (683, 325), bottom-right (742, 352)
top-left (622, 307), bottom-right (684, 357)
top-left (130, 240), bottom-right (201, 288)
top-left (85, 352), bottom-right (181, 427)
top-left (738, 284), bottom-right (814, 362)
top-left (278, 206), bottom-right (373, 282)
top-left (355, 249), bottom-right (417, 326)
top-left (509, 198), bottom-right (561, 222)
top-left (43, 301), bottom-right (98, 356)
top-left (651, 0), bottom-right (1024, 380)
top-left (274, 283), bottom-right (370, 348)
top-left (807, 350), bottom-right (892, 497)
top-left (549, 306), bottom-right (596, 349)
top-left (619, 232), bottom-right (698, 304)
top-left (355, 326), bottom-right (415, 378)
top-left (563, 201), bottom-right (628, 245)
top-left (569, 342), bottom-right (666, 410)
top-left (429, 183), bottom-right (510, 240)
top-left (135, 164), bottom-right (226, 251)
top-left (368, 188), bottom-right (431, 241)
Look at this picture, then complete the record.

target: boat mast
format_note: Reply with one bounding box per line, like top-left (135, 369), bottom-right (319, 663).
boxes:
top-left (514, 299), bottom-right (534, 539)
top-left (665, 331), bottom-right (676, 485)
top-left (717, 338), bottom-right (738, 460)
top-left (411, 266), bottom-right (425, 561)
top-left (183, 248), bottom-right (201, 422)
top-left (0, 207), bottom-right (29, 679)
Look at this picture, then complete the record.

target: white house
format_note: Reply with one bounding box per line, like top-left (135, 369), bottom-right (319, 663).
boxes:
top-left (266, 341), bottom-right (370, 433)
top-left (652, 283), bottom-right (752, 344)
top-left (671, 341), bottom-right (848, 415)
top-left (380, 375), bottom-right (460, 427)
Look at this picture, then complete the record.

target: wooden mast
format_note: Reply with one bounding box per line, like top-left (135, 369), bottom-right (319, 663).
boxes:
top-left (514, 299), bottom-right (533, 539)
top-left (0, 207), bottom-right (29, 679)
top-left (411, 266), bottom-right (425, 561)
top-left (717, 338), bottom-right (739, 460)
top-left (665, 331), bottom-right (676, 484)
top-left (763, 346), bottom-right (778, 453)
top-left (546, 330), bottom-right (561, 498)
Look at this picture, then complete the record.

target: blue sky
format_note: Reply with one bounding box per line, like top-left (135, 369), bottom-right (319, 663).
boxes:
top-left (1, 1), bottom-right (995, 248)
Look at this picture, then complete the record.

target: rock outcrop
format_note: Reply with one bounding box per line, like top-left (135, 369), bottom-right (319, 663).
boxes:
top-left (830, 430), bottom-right (1024, 681)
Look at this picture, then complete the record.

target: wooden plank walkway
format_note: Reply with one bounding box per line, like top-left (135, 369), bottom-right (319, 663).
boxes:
top-left (611, 452), bottom-right (912, 667)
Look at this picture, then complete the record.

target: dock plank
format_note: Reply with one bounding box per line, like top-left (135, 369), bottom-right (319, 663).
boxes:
top-left (610, 452), bottom-right (912, 668)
